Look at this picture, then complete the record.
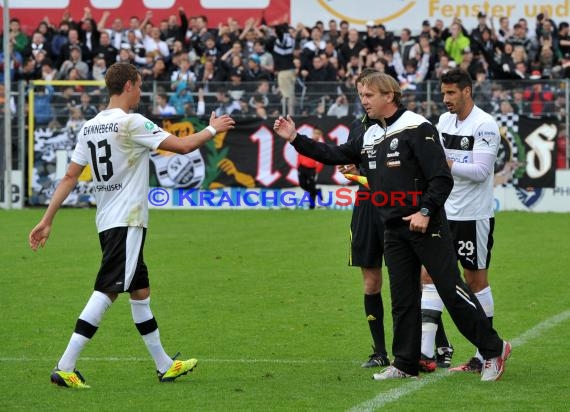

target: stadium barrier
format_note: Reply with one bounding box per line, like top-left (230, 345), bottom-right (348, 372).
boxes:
top-left (0, 78), bottom-right (566, 211)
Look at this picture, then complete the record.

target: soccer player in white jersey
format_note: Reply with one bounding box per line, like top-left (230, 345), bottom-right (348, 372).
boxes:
top-left (419, 68), bottom-right (501, 374)
top-left (29, 62), bottom-right (235, 389)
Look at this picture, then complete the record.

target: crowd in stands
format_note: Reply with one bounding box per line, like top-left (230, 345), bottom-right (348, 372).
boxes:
top-left (1, 7), bottom-right (569, 123)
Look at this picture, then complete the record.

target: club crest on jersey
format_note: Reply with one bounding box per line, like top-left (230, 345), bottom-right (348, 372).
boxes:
top-left (461, 137), bottom-right (470, 149)
top-left (145, 121), bottom-right (155, 131)
top-left (390, 138), bottom-right (399, 151)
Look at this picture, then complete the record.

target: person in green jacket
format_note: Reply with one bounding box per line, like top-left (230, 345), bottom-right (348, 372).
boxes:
top-left (8, 18), bottom-right (30, 54)
top-left (445, 21), bottom-right (470, 65)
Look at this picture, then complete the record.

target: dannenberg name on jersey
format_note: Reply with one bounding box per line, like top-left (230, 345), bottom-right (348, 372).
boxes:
top-left (83, 123), bottom-right (119, 135)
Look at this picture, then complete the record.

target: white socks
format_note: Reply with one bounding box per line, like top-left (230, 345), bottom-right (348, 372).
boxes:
top-left (421, 284), bottom-right (444, 358)
top-left (475, 286), bottom-right (494, 318)
top-left (130, 297), bottom-right (173, 373)
top-left (58, 291), bottom-right (112, 371)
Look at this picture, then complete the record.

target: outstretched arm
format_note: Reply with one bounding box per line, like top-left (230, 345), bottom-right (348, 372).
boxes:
top-left (158, 111), bottom-right (235, 154)
top-left (274, 115), bottom-right (361, 165)
top-left (29, 161), bottom-right (85, 251)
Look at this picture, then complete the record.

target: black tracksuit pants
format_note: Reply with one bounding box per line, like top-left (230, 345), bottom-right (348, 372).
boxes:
top-left (383, 211), bottom-right (503, 376)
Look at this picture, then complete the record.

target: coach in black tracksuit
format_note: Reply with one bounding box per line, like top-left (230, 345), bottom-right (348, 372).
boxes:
top-left (273, 72), bottom-right (507, 379)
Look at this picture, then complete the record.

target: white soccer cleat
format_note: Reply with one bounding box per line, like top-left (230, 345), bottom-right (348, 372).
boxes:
top-left (481, 341), bottom-right (512, 381)
top-left (373, 365), bottom-right (418, 380)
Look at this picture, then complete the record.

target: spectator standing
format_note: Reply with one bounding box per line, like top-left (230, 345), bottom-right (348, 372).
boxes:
top-left (79, 93), bottom-right (98, 120)
top-left (445, 22), bottom-right (470, 65)
top-left (339, 29), bottom-right (366, 69)
top-left (22, 32), bottom-right (48, 62)
top-left (51, 21), bottom-right (71, 61)
top-left (154, 93), bottom-right (177, 116)
top-left (57, 29), bottom-right (91, 69)
top-left (120, 30), bottom-right (147, 66)
top-left (396, 28), bottom-right (418, 67)
top-left (8, 18), bottom-right (30, 54)
top-left (57, 45), bottom-right (90, 80)
top-left (143, 27), bottom-right (170, 61)
top-left (267, 22), bottom-right (297, 114)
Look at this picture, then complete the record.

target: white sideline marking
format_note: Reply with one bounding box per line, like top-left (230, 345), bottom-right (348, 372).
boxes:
top-left (0, 357), bottom-right (345, 364)
top-left (348, 309), bottom-right (570, 412)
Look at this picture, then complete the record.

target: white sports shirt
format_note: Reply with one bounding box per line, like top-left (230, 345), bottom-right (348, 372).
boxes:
top-left (437, 105), bottom-right (500, 220)
top-left (71, 108), bottom-right (170, 232)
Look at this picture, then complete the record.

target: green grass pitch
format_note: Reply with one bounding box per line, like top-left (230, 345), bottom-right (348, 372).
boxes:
top-left (1, 209), bottom-right (569, 411)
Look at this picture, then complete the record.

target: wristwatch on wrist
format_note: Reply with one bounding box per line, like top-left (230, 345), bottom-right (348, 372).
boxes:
top-left (419, 207), bottom-right (431, 217)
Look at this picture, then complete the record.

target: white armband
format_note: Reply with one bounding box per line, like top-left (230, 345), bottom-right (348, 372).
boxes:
top-left (205, 125), bottom-right (217, 136)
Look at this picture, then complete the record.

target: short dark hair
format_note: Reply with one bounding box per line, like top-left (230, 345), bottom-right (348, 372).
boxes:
top-left (105, 62), bottom-right (140, 96)
top-left (441, 68), bottom-right (473, 91)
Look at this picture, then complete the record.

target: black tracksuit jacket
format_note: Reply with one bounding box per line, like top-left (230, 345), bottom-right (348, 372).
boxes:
top-left (291, 108), bottom-right (454, 224)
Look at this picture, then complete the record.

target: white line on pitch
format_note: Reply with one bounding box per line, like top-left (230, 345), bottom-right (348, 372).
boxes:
top-left (347, 309), bottom-right (570, 412)
top-left (0, 357), bottom-right (349, 364)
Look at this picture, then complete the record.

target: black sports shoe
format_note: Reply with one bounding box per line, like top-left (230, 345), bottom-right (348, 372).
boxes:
top-left (361, 352), bottom-right (390, 368)
top-left (436, 346), bottom-right (454, 368)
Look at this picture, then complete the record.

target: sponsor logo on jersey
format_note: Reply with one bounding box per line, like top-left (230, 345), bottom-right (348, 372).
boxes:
top-left (447, 151), bottom-right (470, 164)
top-left (386, 151), bottom-right (400, 158)
top-left (386, 160), bottom-right (401, 168)
top-left (95, 183), bottom-right (123, 192)
top-left (390, 138), bottom-right (399, 151)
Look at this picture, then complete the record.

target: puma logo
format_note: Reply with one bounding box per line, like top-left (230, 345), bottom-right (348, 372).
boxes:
top-left (431, 230), bottom-right (441, 239)
top-left (465, 256), bottom-right (475, 265)
top-left (425, 135), bottom-right (436, 142)
top-left (482, 137), bottom-right (491, 145)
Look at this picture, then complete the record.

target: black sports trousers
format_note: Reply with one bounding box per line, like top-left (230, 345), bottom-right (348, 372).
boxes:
top-left (383, 211), bottom-right (503, 376)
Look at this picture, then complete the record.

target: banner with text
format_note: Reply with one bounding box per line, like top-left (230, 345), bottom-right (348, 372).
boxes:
top-left (30, 114), bottom-right (559, 208)
top-left (291, 0), bottom-right (570, 33)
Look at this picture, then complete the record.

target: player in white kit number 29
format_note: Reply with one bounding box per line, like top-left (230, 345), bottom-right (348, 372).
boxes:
top-left (419, 68), bottom-right (509, 377)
